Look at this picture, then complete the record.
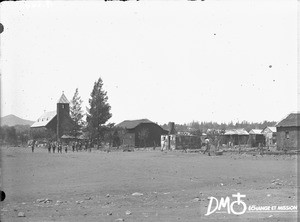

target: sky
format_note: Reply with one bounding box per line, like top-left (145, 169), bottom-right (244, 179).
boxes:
top-left (0, 0), bottom-right (298, 125)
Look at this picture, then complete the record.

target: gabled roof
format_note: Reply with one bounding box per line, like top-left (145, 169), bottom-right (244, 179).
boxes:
top-left (224, 128), bottom-right (249, 135)
top-left (31, 111), bottom-right (56, 128)
top-left (262, 126), bottom-right (276, 133)
top-left (116, 119), bottom-right (153, 129)
top-left (268, 126), bottom-right (276, 132)
top-left (276, 113), bottom-right (300, 127)
top-left (57, 93), bottom-right (69, 104)
top-left (249, 129), bottom-right (263, 135)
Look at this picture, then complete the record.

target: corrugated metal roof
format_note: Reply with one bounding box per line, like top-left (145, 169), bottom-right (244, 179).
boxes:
top-left (57, 93), bottom-right (69, 104)
top-left (249, 129), bottom-right (263, 134)
top-left (224, 128), bottom-right (249, 135)
top-left (276, 113), bottom-right (300, 127)
top-left (116, 119), bottom-right (153, 129)
top-left (31, 111), bottom-right (56, 128)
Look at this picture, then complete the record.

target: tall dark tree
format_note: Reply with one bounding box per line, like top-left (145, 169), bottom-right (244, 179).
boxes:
top-left (70, 88), bottom-right (84, 138)
top-left (86, 77), bottom-right (112, 147)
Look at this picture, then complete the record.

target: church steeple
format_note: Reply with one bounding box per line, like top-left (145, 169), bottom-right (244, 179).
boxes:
top-left (57, 91), bottom-right (69, 104)
top-left (57, 91), bottom-right (70, 141)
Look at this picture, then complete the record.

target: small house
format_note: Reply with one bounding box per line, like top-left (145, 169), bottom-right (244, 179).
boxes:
top-left (276, 113), bottom-right (300, 150)
top-left (161, 122), bottom-right (202, 151)
top-left (248, 129), bottom-right (265, 147)
top-left (223, 129), bottom-right (249, 146)
top-left (262, 126), bottom-right (276, 146)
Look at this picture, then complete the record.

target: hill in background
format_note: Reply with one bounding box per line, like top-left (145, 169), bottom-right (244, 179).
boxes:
top-left (1, 114), bottom-right (34, 127)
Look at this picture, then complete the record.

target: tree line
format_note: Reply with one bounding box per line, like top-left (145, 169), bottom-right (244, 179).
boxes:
top-left (0, 125), bottom-right (30, 146)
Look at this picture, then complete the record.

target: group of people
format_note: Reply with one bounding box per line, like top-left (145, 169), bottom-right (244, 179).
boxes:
top-left (30, 140), bottom-right (93, 153)
top-left (46, 141), bottom-right (65, 153)
top-left (46, 140), bottom-right (93, 153)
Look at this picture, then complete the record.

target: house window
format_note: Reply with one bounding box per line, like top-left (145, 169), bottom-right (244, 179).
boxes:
top-left (285, 131), bottom-right (289, 139)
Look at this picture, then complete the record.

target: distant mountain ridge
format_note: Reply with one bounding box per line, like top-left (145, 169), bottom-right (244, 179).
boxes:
top-left (1, 114), bottom-right (34, 127)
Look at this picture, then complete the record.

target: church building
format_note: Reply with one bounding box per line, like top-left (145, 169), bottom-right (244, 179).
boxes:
top-left (31, 92), bottom-right (73, 141)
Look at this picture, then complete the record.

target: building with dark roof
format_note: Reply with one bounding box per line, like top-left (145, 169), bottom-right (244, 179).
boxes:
top-left (116, 119), bottom-right (168, 148)
top-left (31, 92), bottom-right (73, 141)
top-left (276, 113), bottom-right (300, 150)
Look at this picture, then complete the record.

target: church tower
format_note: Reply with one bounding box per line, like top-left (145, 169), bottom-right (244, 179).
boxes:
top-left (57, 92), bottom-right (70, 141)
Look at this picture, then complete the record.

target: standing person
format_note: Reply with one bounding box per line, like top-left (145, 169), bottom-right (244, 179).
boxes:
top-left (76, 141), bottom-right (79, 152)
top-left (52, 142), bottom-right (56, 153)
top-left (31, 140), bottom-right (36, 153)
top-left (203, 137), bottom-right (211, 156)
top-left (59, 142), bottom-right (62, 153)
top-left (72, 141), bottom-right (75, 152)
top-left (258, 143), bottom-right (264, 156)
top-left (79, 141), bottom-right (82, 151)
top-left (65, 143), bottom-right (68, 153)
top-left (47, 141), bottom-right (51, 153)
top-left (161, 137), bottom-right (165, 151)
top-left (88, 141), bottom-right (92, 152)
top-left (238, 145), bottom-right (242, 154)
top-left (85, 140), bottom-right (88, 152)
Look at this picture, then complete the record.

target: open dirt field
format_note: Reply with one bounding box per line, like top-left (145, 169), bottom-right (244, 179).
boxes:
top-left (0, 147), bottom-right (298, 222)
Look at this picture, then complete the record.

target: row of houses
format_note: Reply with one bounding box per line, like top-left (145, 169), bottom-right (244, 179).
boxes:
top-left (221, 113), bottom-right (299, 150)
top-left (222, 127), bottom-right (276, 147)
top-left (30, 92), bottom-right (299, 150)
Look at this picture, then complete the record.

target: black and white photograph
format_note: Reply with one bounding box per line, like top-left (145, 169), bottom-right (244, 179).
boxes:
top-left (0, 0), bottom-right (298, 221)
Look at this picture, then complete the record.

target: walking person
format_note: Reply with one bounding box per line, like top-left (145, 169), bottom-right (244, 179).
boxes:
top-left (64, 144), bottom-right (68, 153)
top-left (203, 137), bottom-right (211, 156)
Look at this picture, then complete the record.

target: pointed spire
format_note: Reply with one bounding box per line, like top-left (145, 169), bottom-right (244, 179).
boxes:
top-left (57, 91), bottom-right (69, 104)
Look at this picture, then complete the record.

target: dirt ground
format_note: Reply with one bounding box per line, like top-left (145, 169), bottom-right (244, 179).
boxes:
top-left (0, 146), bottom-right (298, 222)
